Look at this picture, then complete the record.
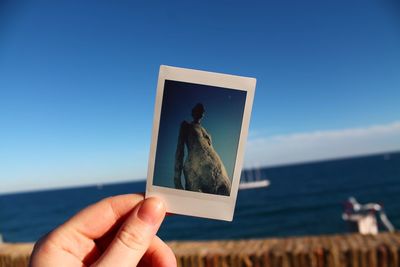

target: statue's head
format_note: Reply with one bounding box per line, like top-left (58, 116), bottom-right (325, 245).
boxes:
top-left (191, 103), bottom-right (205, 122)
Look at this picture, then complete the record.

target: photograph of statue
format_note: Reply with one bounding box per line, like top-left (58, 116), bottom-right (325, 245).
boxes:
top-left (152, 79), bottom-right (247, 197)
top-left (174, 103), bottom-right (231, 195)
top-left (147, 65), bottom-right (256, 219)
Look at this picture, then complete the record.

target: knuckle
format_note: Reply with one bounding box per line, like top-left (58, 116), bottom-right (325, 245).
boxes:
top-left (31, 232), bottom-right (59, 259)
top-left (117, 226), bottom-right (147, 252)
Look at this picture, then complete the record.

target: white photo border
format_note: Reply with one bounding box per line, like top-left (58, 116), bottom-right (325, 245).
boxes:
top-left (145, 65), bottom-right (256, 221)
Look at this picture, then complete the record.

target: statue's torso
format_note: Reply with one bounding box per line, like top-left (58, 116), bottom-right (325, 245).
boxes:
top-left (181, 121), bottom-right (231, 195)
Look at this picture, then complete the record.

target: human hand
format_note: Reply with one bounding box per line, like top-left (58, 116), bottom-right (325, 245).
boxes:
top-left (29, 194), bottom-right (176, 267)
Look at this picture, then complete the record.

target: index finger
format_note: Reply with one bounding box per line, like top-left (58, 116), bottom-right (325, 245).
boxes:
top-left (64, 194), bottom-right (144, 239)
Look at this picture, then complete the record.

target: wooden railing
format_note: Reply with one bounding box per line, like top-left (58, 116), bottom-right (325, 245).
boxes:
top-left (1, 233), bottom-right (400, 267)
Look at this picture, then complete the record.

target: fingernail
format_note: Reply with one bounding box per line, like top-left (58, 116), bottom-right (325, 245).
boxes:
top-left (137, 198), bottom-right (165, 225)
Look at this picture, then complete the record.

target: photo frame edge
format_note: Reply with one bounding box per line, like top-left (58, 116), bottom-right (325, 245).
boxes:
top-left (145, 65), bottom-right (256, 221)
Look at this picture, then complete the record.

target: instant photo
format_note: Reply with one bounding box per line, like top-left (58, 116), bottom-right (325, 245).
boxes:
top-left (146, 66), bottom-right (256, 221)
top-left (153, 80), bottom-right (246, 196)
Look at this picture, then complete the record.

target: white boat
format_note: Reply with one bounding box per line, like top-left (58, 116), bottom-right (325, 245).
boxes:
top-left (239, 179), bottom-right (270, 190)
top-left (239, 167), bottom-right (270, 190)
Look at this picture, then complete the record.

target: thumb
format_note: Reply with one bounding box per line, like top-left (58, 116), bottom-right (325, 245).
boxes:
top-left (93, 197), bottom-right (166, 267)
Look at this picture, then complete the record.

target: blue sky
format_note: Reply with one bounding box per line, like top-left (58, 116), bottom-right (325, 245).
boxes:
top-left (0, 0), bottom-right (399, 193)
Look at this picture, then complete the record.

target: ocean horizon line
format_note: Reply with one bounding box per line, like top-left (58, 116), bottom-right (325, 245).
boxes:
top-left (1, 149), bottom-right (399, 196)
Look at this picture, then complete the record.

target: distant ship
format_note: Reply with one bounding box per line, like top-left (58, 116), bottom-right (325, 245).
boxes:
top-left (239, 167), bottom-right (270, 190)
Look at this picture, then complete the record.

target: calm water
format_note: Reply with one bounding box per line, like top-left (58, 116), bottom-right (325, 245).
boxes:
top-left (1, 152), bottom-right (399, 242)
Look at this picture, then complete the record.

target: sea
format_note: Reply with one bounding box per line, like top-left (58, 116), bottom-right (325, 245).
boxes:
top-left (1, 152), bottom-right (399, 243)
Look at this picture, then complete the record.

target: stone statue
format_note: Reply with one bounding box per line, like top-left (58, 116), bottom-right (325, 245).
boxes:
top-left (174, 103), bottom-right (232, 196)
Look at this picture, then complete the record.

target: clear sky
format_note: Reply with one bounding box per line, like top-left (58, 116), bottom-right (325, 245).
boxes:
top-left (1, 0), bottom-right (399, 193)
